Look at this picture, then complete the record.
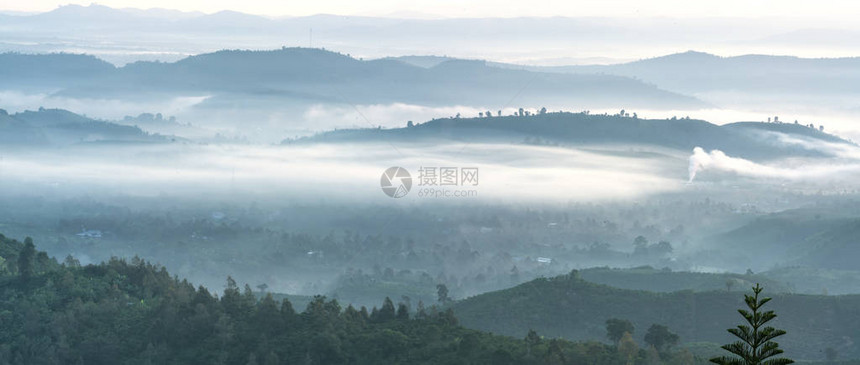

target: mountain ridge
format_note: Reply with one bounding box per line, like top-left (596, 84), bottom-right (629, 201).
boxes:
top-left (0, 48), bottom-right (706, 109)
top-left (293, 112), bottom-right (851, 161)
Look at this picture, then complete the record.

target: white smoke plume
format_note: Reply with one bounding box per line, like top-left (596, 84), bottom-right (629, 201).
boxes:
top-left (688, 146), bottom-right (860, 182)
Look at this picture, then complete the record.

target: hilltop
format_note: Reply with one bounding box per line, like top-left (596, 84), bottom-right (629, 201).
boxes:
top-left (294, 111), bottom-right (852, 160)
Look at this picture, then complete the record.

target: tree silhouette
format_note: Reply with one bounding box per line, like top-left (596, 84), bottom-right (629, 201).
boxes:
top-left (726, 279), bottom-right (736, 292)
top-left (17, 237), bottom-right (36, 279)
top-left (606, 318), bottom-right (634, 344)
top-left (644, 324), bottom-right (678, 353)
top-left (377, 297), bottom-right (396, 322)
top-left (525, 329), bottom-right (541, 356)
top-left (436, 283), bottom-right (450, 303)
top-left (710, 284), bottom-right (794, 365)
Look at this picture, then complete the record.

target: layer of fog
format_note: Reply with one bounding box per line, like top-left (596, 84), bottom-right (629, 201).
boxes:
top-left (0, 142), bottom-right (688, 203)
top-left (5, 140), bottom-right (860, 297)
top-left (3, 133), bottom-right (860, 207)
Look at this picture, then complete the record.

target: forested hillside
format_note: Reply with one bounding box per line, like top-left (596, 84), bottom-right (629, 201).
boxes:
top-left (0, 234), bottom-right (704, 365)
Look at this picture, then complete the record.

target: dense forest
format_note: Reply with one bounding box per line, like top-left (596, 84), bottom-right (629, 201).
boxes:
top-left (0, 233), bottom-right (715, 365)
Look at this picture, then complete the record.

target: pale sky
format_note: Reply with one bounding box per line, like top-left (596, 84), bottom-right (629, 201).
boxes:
top-left (0, 0), bottom-right (858, 20)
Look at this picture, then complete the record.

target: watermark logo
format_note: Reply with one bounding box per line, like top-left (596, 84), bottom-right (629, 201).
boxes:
top-left (381, 166), bottom-right (479, 198)
top-left (380, 166), bottom-right (412, 198)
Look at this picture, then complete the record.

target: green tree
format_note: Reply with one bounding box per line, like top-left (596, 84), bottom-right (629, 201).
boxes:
top-left (618, 331), bottom-right (638, 365)
top-left (644, 324), bottom-right (679, 353)
top-left (436, 284), bottom-right (450, 303)
top-left (415, 300), bottom-right (427, 319)
top-left (377, 297), bottom-right (396, 322)
top-left (525, 329), bottom-right (541, 356)
top-left (396, 303), bottom-right (410, 320)
top-left (63, 254), bottom-right (81, 268)
top-left (710, 284), bottom-right (794, 365)
top-left (606, 318), bottom-right (635, 344)
top-left (17, 237), bottom-right (36, 279)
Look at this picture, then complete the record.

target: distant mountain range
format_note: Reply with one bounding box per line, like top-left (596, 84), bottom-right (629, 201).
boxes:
top-left (1, 4), bottom-right (854, 66)
top-left (0, 48), bottom-right (704, 109)
top-left (294, 111), bottom-right (851, 160)
top-left (540, 51), bottom-right (860, 96)
top-left (394, 51), bottom-right (860, 98)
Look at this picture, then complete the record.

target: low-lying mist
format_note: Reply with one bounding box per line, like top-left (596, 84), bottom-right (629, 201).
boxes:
top-left (0, 142), bottom-right (686, 203)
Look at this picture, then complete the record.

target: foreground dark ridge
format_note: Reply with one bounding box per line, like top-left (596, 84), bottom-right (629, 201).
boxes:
top-left (0, 233), bottom-right (709, 365)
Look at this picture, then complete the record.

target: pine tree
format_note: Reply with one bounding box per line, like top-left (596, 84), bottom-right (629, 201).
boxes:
top-left (378, 297), bottom-right (396, 322)
top-left (710, 284), bottom-right (794, 365)
top-left (17, 237), bottom-right (36, 280)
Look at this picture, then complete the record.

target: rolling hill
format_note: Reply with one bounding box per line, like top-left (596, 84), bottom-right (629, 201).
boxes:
top-left (451, 270), bottom-right (860, 360)
top-left (578, 266), bottom-right (790, 293)
top-left (0, 108), bottom-right (172, 146)
top-left (703, 200), bottom-right (860, 274)
top-left (294, 111), bottom-right (852, 161)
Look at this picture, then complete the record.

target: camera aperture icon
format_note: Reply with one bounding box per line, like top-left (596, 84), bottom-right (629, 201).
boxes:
top-left (380, 166), bottom-right (412, 198)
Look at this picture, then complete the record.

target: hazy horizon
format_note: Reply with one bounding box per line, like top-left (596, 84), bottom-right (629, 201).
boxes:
top-left (2, 3), bottom-right (860, 66)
